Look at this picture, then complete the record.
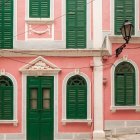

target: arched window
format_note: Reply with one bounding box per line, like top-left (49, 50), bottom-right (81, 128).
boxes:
top-left (66, 75), bottom-right (87, 119)
top-left (0, 76), bottom-right (13, 120)
top-left (115, 62), bottom-right (135, 106)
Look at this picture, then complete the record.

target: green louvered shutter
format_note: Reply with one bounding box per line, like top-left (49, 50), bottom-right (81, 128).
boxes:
top-left (125, 74), bottom-right (135, 105)
top-left (115, 0), bottom-right (135, 35)
top-left (115, 62), bottom-right (135, 106)
top-left (0, 0), bottom-right (13, 49)
top-left (66, 75), bottom-right (87, 119)
top-left (77, 88), bottom-right (87, 118)
top-left (67, 87), bottom-right (87, 119)
top-left (67, 87), bottom-right (77, 118)
top-left (0, 87), bottom-right (13, 120)
top-left (115, 74), bottom-right (125, 106)
top-left (66, 0), bottom-right (86, 48)
top-left (30, 0), bottom-right (50, 18)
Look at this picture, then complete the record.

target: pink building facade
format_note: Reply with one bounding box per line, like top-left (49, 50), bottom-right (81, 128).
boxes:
top-left (0, 0), bottom-right (139, 140)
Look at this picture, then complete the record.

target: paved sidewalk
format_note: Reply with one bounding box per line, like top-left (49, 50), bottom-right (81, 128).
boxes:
top-left (106, 134), bottom-right (140, 140)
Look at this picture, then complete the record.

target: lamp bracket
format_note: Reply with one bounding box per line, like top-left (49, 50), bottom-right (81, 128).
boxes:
top-left (116, 43), bottom-right (127, 57)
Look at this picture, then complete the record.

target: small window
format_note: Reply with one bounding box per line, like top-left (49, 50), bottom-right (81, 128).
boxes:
top-left (115, 62), bottom-right (135, 106)
top-left (114, 0), bottom-right (135, 35)
top-left (66, 75), bottom-right (87, 119)
top-left (0, 76), bottom-right (13, 120)
top-left (29, 0), bottom-right (50, 18)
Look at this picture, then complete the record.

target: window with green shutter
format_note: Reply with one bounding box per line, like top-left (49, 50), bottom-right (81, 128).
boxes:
top-left (0, 0), bottom-right (13, 49)
top-left (66, 75), bottom-right (87, 119)
top-left (66, 0), bottom-right (86, 48)
top-left (0, 76), bottom-right (13, 120)
top-left (29, 0), bottom-right (50, 18)
top-left (115, 62), bottom-right (135, 106)
top-left (114, 0), bottom-right (135, 35)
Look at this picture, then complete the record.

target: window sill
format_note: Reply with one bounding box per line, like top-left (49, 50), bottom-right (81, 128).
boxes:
top-left (61, 119), bottom-right (92, 126)
top-left (0, 120), bottom-right (18, 126)
top-left (110, 106), bottom-right (140, 112)
top-left (108, 36), bottom-right (140, 44)
top-left (25, 18), bottom-right (54, 24)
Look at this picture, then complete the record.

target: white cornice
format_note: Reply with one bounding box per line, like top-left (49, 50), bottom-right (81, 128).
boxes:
top-left (109, 36), bottom-right (140, 44)
top-left (0, 49), bottom-right (110, 57)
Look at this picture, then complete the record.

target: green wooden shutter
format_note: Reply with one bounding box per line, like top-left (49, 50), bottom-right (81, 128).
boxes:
top-left (115, 74), bottom-right (125, 105)
top-left (67, 87), bottom-right (77, 118)
top-left (115, 0), bottom-right (135, 35)
top-left (125, 74), bottom-right (135, 105)
top-left (77, 88), bottom-right (87, 118)
top-left (67, 87), bottom-right (87, 119)
top-left (115, 62), bottom-right (135, 106)
top-left (66, 0), bottom-right (86, 48)
top-left (0, 0), bottom-right (13, 49)
top-left (30, 0), bottom-right (50, 18)
top-left (0, 87), bottom-right (13, 120)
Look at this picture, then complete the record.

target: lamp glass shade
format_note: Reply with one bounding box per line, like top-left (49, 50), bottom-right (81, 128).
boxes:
top-left (120, 20), bottom-right (133, 43)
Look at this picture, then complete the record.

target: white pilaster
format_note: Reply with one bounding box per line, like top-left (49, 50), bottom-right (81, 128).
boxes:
top-left (93, 57), bottom-right (105, 140)
top-left (93, 0), bottom-right (103, 48)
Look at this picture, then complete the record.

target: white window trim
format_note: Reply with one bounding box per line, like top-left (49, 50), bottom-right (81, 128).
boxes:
top-left (25, 0), bottom-right (54, 24)
top-left (110, 0), bottom-right (140, 36)
top-left (62, 71), bottom-right (91, 124)
top-left (110, 58), bottom-right (140, 112)
top-left (0, 72), bottom-right (18, 126)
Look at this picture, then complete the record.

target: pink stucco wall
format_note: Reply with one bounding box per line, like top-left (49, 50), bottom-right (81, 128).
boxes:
top-left (17, 0), bottom-right (25, 40)
top-left (103, 43), bottom-right (140, 120)
top-left (0, 57), bottom-right (93, 133)
top-left (102, 0), bottom-right (110, 31)
top-left (54, 0), bottom-right (62, 40)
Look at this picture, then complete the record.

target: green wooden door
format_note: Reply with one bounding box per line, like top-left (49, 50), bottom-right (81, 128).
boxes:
top-left (27, 76), bottom-right (54, 140)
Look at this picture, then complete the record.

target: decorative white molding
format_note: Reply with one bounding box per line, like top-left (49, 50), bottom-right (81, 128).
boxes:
top-left (61, 119), bottom-right (92, 126)
top-left (29, 25), bottom-right (51, 35)
top-left (0, 49), bottom-right (110, 57)
top-left (0, 120), bottom-right (18, 126)
top-left (111, 58), bottom-right (139, 112)
top-left (0, 69), bottom-right (6, 75)
top-left (25, 19), bottom-right (54, 25)
top-left (19, 56), bottom-right (61, 75)
top-left (110, 106), bottom-right (140, 112)
top-left (62, 72), bottom-right (91, 122)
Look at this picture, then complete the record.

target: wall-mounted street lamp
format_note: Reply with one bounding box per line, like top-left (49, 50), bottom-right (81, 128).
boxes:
top-left (116, 20), bottom-right (133, 57)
